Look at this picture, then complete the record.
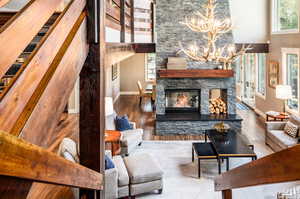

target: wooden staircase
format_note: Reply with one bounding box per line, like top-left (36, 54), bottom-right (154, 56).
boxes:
top-left (0, 0), bottom-right (105, 198)
top-left (0, 13), bottom-right (59, 96)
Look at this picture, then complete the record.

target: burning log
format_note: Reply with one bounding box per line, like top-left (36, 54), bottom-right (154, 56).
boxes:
top-left (209, 98), bottom-right (227, 114)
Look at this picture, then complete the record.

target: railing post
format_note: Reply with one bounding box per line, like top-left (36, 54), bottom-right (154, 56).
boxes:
top-left (151, 2), bottom-right (155, 43)
top-left (120, 0), bottom-right (125, 42)
top-left (130, 0), bottom-right (135, 43)
top-left (80, 0), bottom-right (106, 198)
top-left (222, 189), bottom-right (232, 199)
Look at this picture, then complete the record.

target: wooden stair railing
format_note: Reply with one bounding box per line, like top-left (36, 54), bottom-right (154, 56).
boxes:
top-left (215, 144), bottom-right (300, 199)
top-left (0, 0), bottom-right (66, 79)
top-left (0, 0), bottom-right (87, 140)
top-left (0, 130), bottom-right (103, 190)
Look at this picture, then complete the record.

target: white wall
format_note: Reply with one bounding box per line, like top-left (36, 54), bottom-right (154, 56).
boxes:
top-left (106, 63), bottom-right (121, 102)
top-left (229, 0), bottom-right (269, 43)
top-left (120, 53), bottom-right (147, 94)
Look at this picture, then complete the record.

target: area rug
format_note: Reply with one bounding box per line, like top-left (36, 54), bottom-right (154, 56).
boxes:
top-left (236, 102), bottom-right (251, 111)
top-left (133, 141), bottom-right (297, 199)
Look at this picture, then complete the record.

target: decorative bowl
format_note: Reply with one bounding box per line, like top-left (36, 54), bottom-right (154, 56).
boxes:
top-left (213, 122), bottom-right (230, 133)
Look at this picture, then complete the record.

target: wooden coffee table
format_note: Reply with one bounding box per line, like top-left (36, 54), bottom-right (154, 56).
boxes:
top-left (105, 130), bottom-right (121, 156)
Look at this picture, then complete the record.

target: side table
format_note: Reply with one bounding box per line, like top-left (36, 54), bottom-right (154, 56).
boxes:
top-left (266, 113), bottom-right (289, 122)
top-left (105, 130), bottom-right (121, 156)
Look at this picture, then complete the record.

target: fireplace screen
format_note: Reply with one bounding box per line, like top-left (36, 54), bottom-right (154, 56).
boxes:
top-left (165, 89), bottom-right (200, 112)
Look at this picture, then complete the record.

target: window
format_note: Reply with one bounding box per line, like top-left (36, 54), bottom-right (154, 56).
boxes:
top-left (272, 0), bottom-right (299, 33)
top-left (282, 48), bottom-right (299, 113)
top-left (145, 53), bottom-right (156, 81)
top-left (256, 54), bottom-right (266, 96)
top-left (235, 57), bottom-right (242, 84)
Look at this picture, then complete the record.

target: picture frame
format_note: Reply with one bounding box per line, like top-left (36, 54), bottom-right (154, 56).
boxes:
top-left (269, 61), bottom-right (279, 88)
top-left (112, 64), bottom-right (118, 81)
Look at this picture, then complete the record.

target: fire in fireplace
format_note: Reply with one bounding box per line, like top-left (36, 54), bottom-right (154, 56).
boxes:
top-left (165, 89), bottom-right (200, 113)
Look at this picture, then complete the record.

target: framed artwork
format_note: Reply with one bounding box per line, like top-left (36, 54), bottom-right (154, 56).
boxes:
top-left (112, 64), bottom-right (118, 81)
top-left (269, 61), bottom-right (279, 88)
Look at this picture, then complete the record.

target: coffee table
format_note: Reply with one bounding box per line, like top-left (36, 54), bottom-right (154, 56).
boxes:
top-left (192, 129), bottom-right (257, 177)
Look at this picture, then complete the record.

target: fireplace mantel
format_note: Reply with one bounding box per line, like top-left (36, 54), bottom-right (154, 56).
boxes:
top-left (157, 69), bottom-right (234, 78)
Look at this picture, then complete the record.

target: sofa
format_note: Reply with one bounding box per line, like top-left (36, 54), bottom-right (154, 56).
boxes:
top-left (105, 152), bottom-right (130, 199)
top-left (106, 112), bottom-right (143, 155)
top-left (265, 114), bottom-right (300, 152)
top-left (105, 152), bottom-right (163, 199)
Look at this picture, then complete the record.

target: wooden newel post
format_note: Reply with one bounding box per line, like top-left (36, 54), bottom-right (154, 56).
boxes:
top-left (222, 189), bottom-right (232, 199)
top-left (79, 0), bottom-right (106, 198)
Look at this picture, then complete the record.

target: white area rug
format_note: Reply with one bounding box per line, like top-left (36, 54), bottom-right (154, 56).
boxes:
top-left (133, 141), bottom-right (299, 199)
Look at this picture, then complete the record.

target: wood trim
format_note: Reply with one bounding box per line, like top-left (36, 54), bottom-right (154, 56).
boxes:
top-left (106, 15), bottom-right (121, 30)
top-left (132, 43), bottom-right (155, 53)
top-left (222, 190), bottom-right (232, 199)
top-left (21, 14), bottom-right (88, 147)
top-left (0, 0), bottom-right (64, 79)
top-left (0, 131), bottom-right (103, 190)
top-left (106, 1), bottom-right (120, 21)
top-left (0, 0), bottom-right (86, 135)
top-left (235, 43), bottom-right (269, 53)
top-left (158, 69), bottom-right (234, 78)
top-left (215, 144), bottom-right (300, 191)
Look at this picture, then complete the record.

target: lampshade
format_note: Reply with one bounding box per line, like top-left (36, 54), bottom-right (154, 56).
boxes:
top-left (276, 85), bottom-right (292, 100)
top-left (105, 97), bottom-right (114, 116)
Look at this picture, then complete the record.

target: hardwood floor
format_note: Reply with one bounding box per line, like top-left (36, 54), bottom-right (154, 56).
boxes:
top-left (114, 95), bottom-right (266, 143)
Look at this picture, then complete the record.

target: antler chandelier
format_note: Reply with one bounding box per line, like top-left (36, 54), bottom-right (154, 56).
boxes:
top-left (178, 0), bottom-right (250, 69)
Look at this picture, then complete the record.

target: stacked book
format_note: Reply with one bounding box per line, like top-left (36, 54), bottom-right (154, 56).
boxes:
top-left (167, 57), bottom-right (187, 69)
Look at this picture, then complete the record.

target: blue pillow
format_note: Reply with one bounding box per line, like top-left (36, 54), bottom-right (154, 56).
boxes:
top-left (115, 115), bottom-right (133, 131)
top-left (105, 155), bottom-right (115, 170)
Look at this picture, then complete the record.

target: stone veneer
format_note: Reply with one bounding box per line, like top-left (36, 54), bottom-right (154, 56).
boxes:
top-left (155, 0), bottom-right (242, 135)
top-left (156, 0), bottom-right (233, 69)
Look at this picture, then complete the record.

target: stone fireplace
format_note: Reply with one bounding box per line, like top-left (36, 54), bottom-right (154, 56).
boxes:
top-left (155, 0), bottom-right (242, 135)
top-left (165, 89), bottom-right (200, 113)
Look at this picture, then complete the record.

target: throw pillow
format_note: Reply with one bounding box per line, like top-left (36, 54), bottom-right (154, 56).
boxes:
top-left (63, 151), bottom-right (76, 163)
top-left (115, 115), bottom-right (133, 131)
top-left (284, 121), bottom-right (299, 138)
top-left (105, 155), bottom-right (115, 170)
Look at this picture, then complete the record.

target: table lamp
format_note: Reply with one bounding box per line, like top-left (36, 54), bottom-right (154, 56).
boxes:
top-left (276, 85), bottom-right (292, 115)
top-left (105, 97), bottom-right (114, 116)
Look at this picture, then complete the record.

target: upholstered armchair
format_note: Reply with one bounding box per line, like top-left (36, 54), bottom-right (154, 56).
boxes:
top-left (105, 97), bottom-right (143, 155)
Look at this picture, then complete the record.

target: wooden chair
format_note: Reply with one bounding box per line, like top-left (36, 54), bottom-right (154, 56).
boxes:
top-left (151, 85), bottom-right (156, 107)
top-left (137, 81), bottom-right (152, 105)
